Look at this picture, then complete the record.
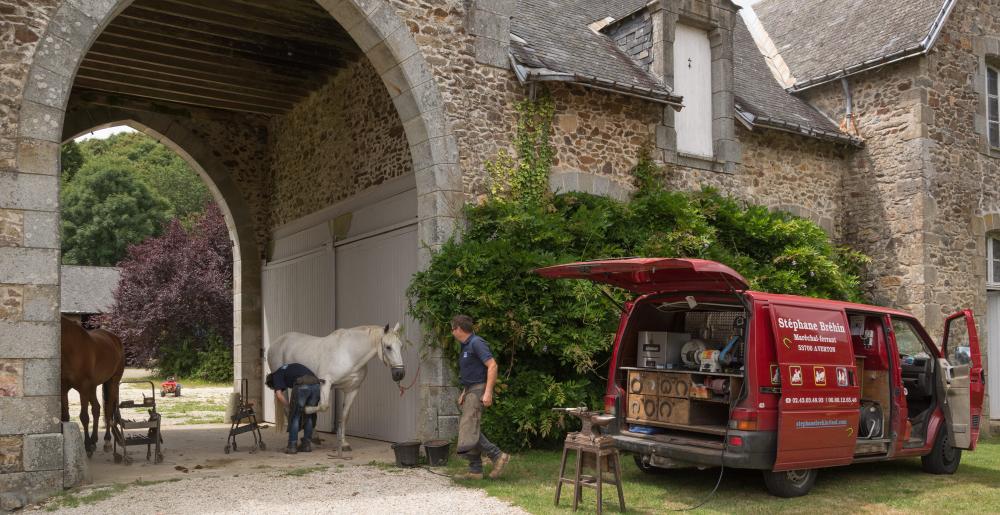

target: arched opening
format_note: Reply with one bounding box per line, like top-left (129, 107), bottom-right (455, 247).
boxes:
top-left (60, 120), bottom-right (243, 435)
top-left (10, 0), bottom-right (460, 493)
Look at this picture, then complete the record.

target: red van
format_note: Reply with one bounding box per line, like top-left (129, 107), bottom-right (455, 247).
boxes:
top-left (536, 258), bottom-right (984, 497)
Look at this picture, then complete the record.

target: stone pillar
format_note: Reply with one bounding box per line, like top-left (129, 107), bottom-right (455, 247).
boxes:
top-left (466, 0), bottom-right (514, 69)
top-left (1, 139), bottom-right (64, 509)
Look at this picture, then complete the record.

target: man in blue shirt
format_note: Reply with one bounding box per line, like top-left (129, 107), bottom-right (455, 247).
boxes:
top-left (452, 314), bottom-right (511, 480)
top-left (265, 363), bottom-right (321, 454)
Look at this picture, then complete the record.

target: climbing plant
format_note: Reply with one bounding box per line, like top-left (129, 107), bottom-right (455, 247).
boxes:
top-left (408, 99), bottom-right (869, 450)
top-left (486, 94), bottom-right (555, 203)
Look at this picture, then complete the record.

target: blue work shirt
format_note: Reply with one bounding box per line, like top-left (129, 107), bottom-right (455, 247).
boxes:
top-left (269, 363), bottom-right (316, 391)
top-left (459, 334), bottom-right (494, 386)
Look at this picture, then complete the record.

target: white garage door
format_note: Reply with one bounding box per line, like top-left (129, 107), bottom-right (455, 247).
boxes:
top-left (335, 225), bottom-right (420, 442)
top-left (261, 245), bottom-right (336, 423)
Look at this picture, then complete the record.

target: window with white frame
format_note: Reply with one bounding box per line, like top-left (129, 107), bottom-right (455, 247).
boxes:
top-left (988, 235), bottom-right (1000, 288)
top-left (989, 65), bottom-right (999, 148)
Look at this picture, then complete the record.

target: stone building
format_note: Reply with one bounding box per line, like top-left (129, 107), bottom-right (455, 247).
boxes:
top-left (0, 0), bottom-right (996, 507)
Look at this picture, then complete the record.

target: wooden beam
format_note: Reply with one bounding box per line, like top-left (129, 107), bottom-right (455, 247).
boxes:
top-left (166, 0), bottom-right (347, 37)
top-left (112, 12), bottom-right (359, 64)
top-left (73, 77), bottom-right (288, 115)
top-left (74, 68), bottom-right (295, 111)
top-left (95, 31), bottom-right (331, 79)
top-left (129, 0), bottom-right (352, 47)
top-left (87, 40), bottom-right (328, 90)
top-left (80, 54), bottom-right (316, 98)
top-left (104, 17), bottom-right (350, 68)
top-left (77, 61), bottom-right (304, 104)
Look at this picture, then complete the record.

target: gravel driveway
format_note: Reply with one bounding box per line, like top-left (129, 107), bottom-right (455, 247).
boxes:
top-left (33, 465), bottom-right (528, 514)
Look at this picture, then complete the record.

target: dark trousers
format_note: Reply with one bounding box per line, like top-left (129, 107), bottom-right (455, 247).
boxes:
top-left (458, 383), bottom-right (503, 472)
top-left (287, 383), bottom-right (320, 446)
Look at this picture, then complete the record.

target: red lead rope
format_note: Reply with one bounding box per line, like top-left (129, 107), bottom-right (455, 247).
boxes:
top-left (398, 360), bottom-right (421, 397)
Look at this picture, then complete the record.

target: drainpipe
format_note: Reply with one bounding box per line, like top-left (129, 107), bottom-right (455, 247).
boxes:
top-left (840, 77), bottom-right (858, 136)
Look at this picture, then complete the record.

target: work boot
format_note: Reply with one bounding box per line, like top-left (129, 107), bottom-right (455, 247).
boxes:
top-left (489, 453), bottom-right (511, 479)
top-left (461, 470), bottom-right (484, 480)
top-left (284, 444), bottom-right (298, 455)
top-left (297, 440), bottom-right (312, 453)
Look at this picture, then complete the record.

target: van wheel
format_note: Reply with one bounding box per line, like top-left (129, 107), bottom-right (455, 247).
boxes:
top-left (762, 469), bottom-right (817, 497)
top-left (632, 454), bottom-right (670, 475)
top-left (921, 427), bottom-right (961, 474)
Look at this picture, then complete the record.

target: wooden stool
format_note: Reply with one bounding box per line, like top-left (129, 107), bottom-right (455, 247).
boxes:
top-left (555, 433), bottom-right (625, 514)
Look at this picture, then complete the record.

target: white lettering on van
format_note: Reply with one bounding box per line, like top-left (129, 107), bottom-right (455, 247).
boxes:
top-left (778, 317), bottom-right (847, 334)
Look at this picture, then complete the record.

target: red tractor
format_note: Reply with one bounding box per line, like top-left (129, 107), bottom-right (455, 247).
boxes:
top-left (160, 377), bottom-right (181, 397)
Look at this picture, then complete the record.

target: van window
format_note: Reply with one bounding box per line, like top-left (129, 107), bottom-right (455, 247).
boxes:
top-left (892, 319), bottom-right (930, 359)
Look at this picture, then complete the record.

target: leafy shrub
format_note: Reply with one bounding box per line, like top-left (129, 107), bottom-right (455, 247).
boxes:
top-left (156, 332), bottom-right (232, 382)
top-left (103, 204), bottom-right (233, 366)
top-left (408, 96), bottom-right (868, 450)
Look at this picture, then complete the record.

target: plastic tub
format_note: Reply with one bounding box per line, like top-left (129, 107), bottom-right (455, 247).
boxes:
top-left (391, 440), bottom-right (421, 467)
top-left (423, 439), bottom-right (450, 466)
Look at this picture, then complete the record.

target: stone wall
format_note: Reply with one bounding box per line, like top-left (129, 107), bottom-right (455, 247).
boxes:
top-left (801, 59), bottom-right (932, 317)
top-left (268, 58), bottom-right (412, 229)
top-left (606, 9), bottom-right (655, 71)
top-left (923, 0), bottom-right (1000, 353)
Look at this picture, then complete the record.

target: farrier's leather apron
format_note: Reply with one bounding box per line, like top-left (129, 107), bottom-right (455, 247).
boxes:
top-left (457, 383), bottom-right (485, 454)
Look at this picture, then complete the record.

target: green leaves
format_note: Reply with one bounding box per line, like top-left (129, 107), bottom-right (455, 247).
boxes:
top-left (409, 105), bottom-right (869, 451)
top-left (61, 159), bottom-right (170, 266)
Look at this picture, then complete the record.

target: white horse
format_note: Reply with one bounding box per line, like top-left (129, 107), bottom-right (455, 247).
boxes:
top-left (267, 323), bottom-right (406, 454)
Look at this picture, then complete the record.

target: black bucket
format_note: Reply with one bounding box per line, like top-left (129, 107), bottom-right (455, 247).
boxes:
top-left (391, 440), bottom-right (421, 467)
top-left (423, 440), bottom-right (450, 467)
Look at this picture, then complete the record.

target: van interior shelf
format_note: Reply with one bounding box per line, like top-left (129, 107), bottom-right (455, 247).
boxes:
top-left (620, 366), bottom-right (743, 378)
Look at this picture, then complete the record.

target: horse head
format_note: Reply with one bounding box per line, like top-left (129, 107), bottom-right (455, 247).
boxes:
top-left (379, 322), bottom-right (406, 382)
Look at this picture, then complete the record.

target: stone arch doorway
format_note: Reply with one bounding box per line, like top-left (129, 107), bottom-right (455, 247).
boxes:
top-left (6, 0), bottom-right (460, 501)
top-left (61, 106), bottom-right (262, 383)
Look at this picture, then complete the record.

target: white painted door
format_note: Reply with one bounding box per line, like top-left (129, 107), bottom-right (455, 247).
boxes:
top-left (261, 246), bottom-right (336, 424)
top-left (673, 24), bottom-right (713, 157)
top-left (335, 225), bottom-right (420, 442)
top-left (989, 291), bottom-right (1000, 418)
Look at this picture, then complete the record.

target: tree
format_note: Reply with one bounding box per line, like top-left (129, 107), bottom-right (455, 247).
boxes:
top-left (61, 158), bottom-right (170, 266)
top-left (102, 204), bottom-right (234, 372)
top-left (79, 132), bottom-right (212, 221)
top-left (60, 141), bottom-right (84, 182)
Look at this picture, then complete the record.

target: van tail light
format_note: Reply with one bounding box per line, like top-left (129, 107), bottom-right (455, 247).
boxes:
top-left (728, 409), bottom-right (758, 431)
top-left (728, 436), bottom-right (744, 447)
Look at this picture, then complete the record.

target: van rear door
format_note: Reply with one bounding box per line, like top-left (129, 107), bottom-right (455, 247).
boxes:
top-left (939, 310), bottom-right (984, 450)
top-left (769, 303), bottom-right (860, 471)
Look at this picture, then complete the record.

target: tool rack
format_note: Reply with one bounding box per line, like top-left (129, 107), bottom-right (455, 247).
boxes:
top-left (224, 378), bottom-right (266, 454)
top-left (111, 380), bottom-right (164, 465)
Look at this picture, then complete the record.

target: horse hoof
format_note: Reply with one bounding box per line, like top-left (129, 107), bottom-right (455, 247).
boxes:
top-left (103, 443), bottom-right (112, 453)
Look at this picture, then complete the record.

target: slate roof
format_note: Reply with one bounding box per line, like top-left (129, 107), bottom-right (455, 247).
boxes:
top-left (753, 0), bottom-right (951, 90)
top-left (510, 0), bottom-right (681, 104)
top-left (733, 17), bottom-right (861, 145)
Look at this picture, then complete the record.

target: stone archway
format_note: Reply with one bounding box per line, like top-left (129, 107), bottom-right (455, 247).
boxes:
top-left (7, 1), bottom-right (459, 501)
top-left (62, 104), bottom-right (264, 397)
top-left (770, 203), bottom-right (836, 237)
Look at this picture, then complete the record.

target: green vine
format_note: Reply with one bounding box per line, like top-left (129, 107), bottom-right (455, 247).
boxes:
top-left (486, 93), bottom-right (555, 203)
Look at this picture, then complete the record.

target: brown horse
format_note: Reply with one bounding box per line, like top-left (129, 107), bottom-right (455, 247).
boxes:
top-left (60, 317), bottom-right (125, 457)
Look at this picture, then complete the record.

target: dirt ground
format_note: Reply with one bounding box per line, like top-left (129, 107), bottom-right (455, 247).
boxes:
top-left (47, 370), bottom-right (526, 514)
top-left (63, 369), bottom-right (397, 486)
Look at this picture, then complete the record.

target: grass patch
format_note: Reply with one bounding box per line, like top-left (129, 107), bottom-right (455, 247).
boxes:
top-left (44, 478), bottom-right (181, 511)
top-left (282, 465), bottom-right (329, 477)
top-left (447, 435), bottom-right (1000, 514)
top-left (128, 374), bottom-right (231, 389)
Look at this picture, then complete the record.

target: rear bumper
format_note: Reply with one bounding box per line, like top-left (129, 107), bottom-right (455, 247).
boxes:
top-left (613, 430), bottom-right (776, 470)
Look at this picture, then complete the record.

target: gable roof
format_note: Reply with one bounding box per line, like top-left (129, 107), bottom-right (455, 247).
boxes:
top-left (753, 0), bottom-right (954, 91)
top-left (733, 17), bottom-right (862, 145)
top-left (510, 0), bottom-right (682, 106)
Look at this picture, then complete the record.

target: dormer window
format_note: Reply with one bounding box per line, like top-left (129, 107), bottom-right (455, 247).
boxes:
top-left (988, 65), bottom-right (999, 148)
